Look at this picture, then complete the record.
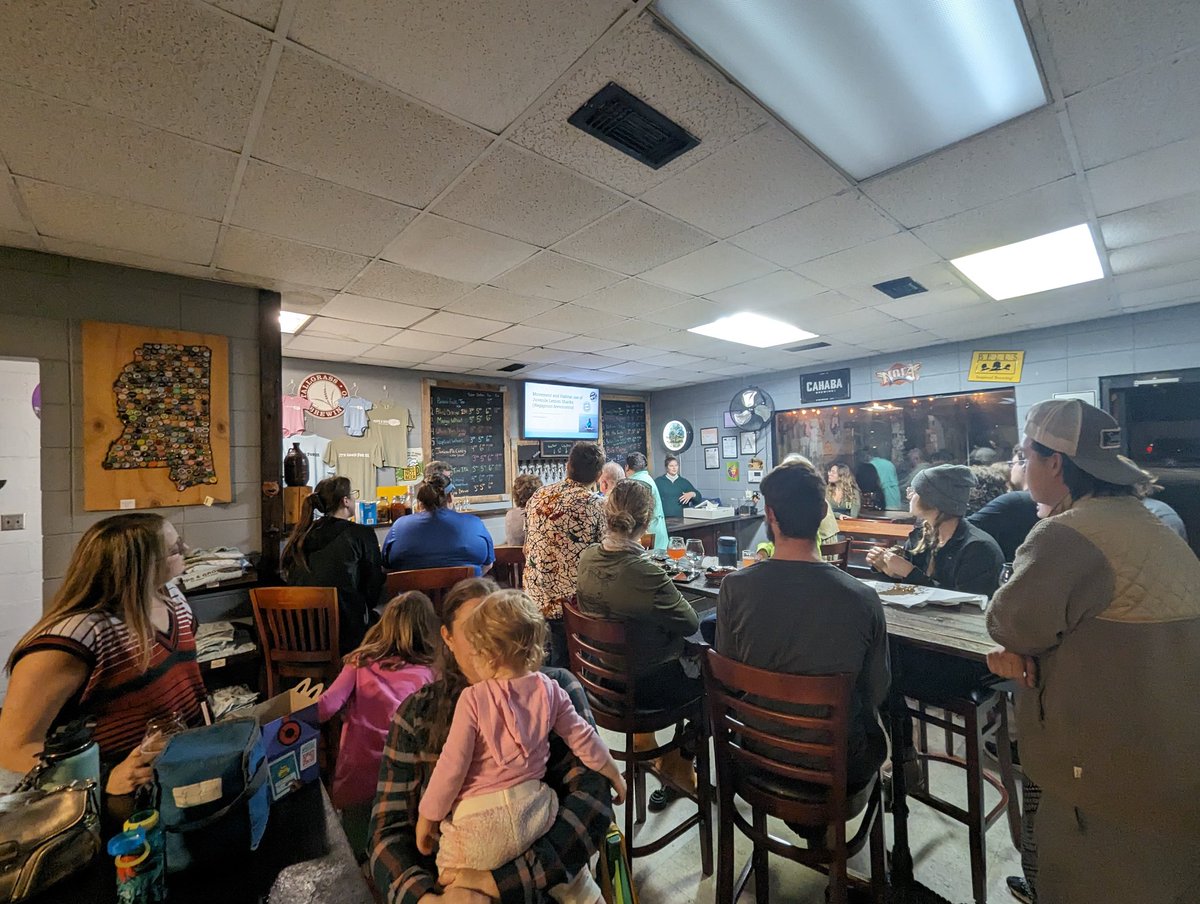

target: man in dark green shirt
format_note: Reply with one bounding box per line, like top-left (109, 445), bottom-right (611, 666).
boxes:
top-left (654, 454), bottom-right (700, 519)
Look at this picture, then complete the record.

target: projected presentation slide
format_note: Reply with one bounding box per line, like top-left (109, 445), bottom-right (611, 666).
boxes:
top-left (524, 381), bottom-right (600, 440)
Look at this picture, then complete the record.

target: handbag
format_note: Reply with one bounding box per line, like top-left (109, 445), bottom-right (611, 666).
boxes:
top-left (596, 823), bottom-right (639, 904)
top-left (155, 718), bottom-right (270, 873)
top-left (0, 782), bottom-right (101, 903)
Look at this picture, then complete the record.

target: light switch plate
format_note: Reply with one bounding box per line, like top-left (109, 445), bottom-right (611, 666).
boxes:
top-left (1, 514), bottom-right (24, 531)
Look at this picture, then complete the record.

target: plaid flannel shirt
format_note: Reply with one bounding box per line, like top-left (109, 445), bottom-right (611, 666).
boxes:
top-left (369, 667), bottom-right (612, 904)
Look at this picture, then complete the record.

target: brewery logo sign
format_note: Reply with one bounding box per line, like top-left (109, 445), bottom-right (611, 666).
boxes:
top-left (800, 368), bottom-right (851, 404)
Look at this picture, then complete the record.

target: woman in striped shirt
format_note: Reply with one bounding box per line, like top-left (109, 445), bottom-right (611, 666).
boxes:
top-left (0, 513), bottom-right (206, 795)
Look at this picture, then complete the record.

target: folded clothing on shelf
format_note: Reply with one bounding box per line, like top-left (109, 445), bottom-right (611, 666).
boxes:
top-left (195, 620), bottom-right (256, 662)
top-left (179, 547), bottom-right (251, 590)
top-left (210, 684), bottom-right (260, 720)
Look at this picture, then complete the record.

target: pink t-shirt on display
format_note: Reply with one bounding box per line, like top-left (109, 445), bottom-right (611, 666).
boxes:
top-left (282, 395), bottom-right (308, 437)
top-left (419, 671), bottom-right (611, 821)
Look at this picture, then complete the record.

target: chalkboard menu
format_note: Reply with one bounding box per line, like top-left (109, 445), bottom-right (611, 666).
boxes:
top-left (601, 398), bottom-right (648, 465)
top-left (427, 384), bottom-right (508, 497)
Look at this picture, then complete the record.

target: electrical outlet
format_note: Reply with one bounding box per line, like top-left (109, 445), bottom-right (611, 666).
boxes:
top-left (1, 514), bottom-right (24, 531)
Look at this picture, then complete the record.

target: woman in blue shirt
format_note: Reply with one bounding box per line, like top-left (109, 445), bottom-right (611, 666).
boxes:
top-left (382, 475), bottom-right (494, 574)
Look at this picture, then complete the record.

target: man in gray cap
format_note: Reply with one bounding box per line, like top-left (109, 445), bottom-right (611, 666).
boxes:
top-left (986, 399), bottom-right (1200, 903)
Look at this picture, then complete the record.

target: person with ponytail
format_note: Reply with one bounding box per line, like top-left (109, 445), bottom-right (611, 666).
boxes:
top-left (381, 474), bottom-right (493, 576)
top-left (282, 475), bottom-right (384, 654)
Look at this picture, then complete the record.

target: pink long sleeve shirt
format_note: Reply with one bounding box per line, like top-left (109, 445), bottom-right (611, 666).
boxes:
top-left (419, 671), bottom-right (612, 821)
top-left (318, 658), bottom-right (436, 809)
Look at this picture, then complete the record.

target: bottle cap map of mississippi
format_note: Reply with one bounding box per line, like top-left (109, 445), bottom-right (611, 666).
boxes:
top-left (83, 322), bottom-right (231, 511)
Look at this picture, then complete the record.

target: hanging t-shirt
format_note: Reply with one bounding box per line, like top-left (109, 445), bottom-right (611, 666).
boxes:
top-left (369, 403), bottom-right (412, 466)
top-left (324, 436), bottom-right (385, 501)
top-left (341, 397), bottom-right (372, 437)
top-left (283, 434), bottom-right (332, 490)
top-left (282, 394), bottom-right (308, 438)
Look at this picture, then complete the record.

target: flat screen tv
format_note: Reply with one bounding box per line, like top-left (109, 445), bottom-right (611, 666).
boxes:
top-left (522, 381), bottom-right (601, 441)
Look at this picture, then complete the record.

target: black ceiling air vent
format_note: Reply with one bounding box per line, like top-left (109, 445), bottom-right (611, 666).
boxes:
top-left (568, 82), bottom-right (700, 169)
top-left (498, 363), bottom-right (526, 373)
top-left (784, 341), bottom-right (832, 353)
top-left (873, 276), bottom-right (927, 299)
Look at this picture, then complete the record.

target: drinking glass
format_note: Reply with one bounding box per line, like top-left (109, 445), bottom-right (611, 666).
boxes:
top-left (667, 537), bottom-right (686, 563)
top-left (741, 549), bottom-right (756, 567)
top-left (685, 539), bottom-right (705, 572)
top-left (140, 712), bottom-right (187, 763)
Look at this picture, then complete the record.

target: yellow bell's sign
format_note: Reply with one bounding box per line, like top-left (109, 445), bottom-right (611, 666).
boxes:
top-left (968, 351), bottom-right (1024, 383)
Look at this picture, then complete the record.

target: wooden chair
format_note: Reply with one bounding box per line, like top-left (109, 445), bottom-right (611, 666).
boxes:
top-left (384, 566), bottom-right (476, 609)
top-left (702, 649), bottom-right (886, 904)
top-left (249, 587), bottom-right (341, 698)
top-left (492, 546), bottom-right (525, 589)
top-left (820, 539), bottom-right (851, 571)
top-left (562, 600), bottom-right (713, 878)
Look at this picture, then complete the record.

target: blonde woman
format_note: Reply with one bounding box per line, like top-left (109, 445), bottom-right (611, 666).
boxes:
top-left (0, 513), bottom-right (206, 794)
top-left (826, 462), bottom-right (862, 518)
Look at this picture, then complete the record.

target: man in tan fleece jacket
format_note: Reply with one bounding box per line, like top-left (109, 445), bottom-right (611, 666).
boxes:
top-left (986, 399), bottom-right (1200, 904)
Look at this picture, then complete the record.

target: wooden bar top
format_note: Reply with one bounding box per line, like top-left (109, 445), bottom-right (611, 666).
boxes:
top-left (835, 518), bottom-right (914, 541)
top-left (665, 513), bottom-right (764, 532)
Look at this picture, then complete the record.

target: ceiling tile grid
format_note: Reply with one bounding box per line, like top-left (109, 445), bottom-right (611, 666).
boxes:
top-left (551, 202), bottom-right (713, 274)
top-left (489, 250), bottom-right (622, 301)
top-left (380, 214), bottom-right (537, 283)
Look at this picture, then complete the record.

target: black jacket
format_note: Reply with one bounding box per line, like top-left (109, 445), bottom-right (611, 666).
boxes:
top-left (288, 518), bottom-right (384, 652)
top-left (902, 518), bottom-right (1004, 597)
top-left (967, 491), bottom-right (1039, 561)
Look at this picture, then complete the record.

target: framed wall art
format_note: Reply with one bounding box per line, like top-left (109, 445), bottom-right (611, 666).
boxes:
top-left (704, 446), bottom-right (720, 469)
top-left (700, 427), bottom-right (719, 446)
top-left (739, 432), bottom-right (757, 455)
top-left (721, 435), bottom-right (738, 459)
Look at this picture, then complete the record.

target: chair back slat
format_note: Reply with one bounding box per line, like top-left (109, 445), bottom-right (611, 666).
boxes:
top-left (722, 717), bottom-right (837, 763)
top-left (250, 587), bottom-right (341, 697)
top-left (821, 538), bottom-right (851, 571)
top-left (492, 546), bottom-right (525, 589)
top-left (563, 600), bottom-right (640, 728)
top-left (385, 566), bottom-right (476, 608)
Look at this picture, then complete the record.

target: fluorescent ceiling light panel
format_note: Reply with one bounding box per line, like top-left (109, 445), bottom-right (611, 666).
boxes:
top-left (279, 310), bottom-right (312, 334)
top-left (950, 224), bottom-right (1104, 300)
top-left (689, 312), bottom-right (818, 348)
top-left (655, 0), bottom-right (1046, 179)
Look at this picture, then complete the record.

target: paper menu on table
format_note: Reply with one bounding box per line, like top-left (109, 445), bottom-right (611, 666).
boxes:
top-left (860, 580), bottom-right (988, 609)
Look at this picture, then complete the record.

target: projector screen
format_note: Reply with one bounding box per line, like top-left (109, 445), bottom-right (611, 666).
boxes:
top-left (523, 381), bottom-right (600, 440)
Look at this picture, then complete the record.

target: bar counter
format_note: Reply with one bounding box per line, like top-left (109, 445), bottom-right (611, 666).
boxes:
top-left (664, 513), bottom-right (764, 556)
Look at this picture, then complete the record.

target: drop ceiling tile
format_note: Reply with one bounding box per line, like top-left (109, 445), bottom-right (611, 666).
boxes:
top-left (0, 180), bottom-right (29, 231)
top-left (1085, 135), bottom-right (1200, 216)
top-left (488, 324), bottom-right (574, 346)
top-left (638, 298), bottom-right (725, 329)
top-left (552, 203), bottom-right (712, 275)
top-left (580, 319), bottom-right (675, 344)
top-left (39, 238), bottom-right (212, 278)
top-left (19, 179), bottom-right (219, 265)
top-left (1114, 259), bottom-right (1200, 295)
top-left (0, 85), bottom-right (238, 220)
top-left (318, 293), bottom-right (434, 328)
top-left (520, 303), bottom-right (603, 334)
top-left (232, 160), bottom-right (417, 256)
top-left (1099, 192), bottom-right (1200, 249)
top-left (1041, 0), bottom-right (1200, 95)
top-left (381, 214), bottom-right (537, 283)
top-left (642, 352), bottom-right (707, 368)
top-left (640, 243), bottom-right (776, 295)
top-left (300, 316), bottom-right (398, 345)
top-left (444, 286), bottom-right (560, 322)
top-left (435, 145), bottom-right (625, 247)
top-left (454, 339), bottom-right (534, 359)
top-left (0, 0), bottom-right (270, 149)
top-left (508, 15), bottom-right (768, 196)
top-left (382, 330), bottom-right (469, 353)
top-left (873, 287), bottom-right (986, 321)
top-left (697, 362), bottom-right (760, 376)
top-left (423, 352), bottom-right (503, 371)
top-left (1108, 231), bottom-right (1200, 275)
top-left (519, 347), bottom-right (577, 365)
top-left (255, 49), bottom-right (490, 207)
top-left (640, 330), bottom-right (739, 356)
top-left (286, 334), bottom-right (375, 357)
top-left (614, 342), bottom-right (684, 358)
top-left (729, 190), bottom-right (901, 268)
top-left (206, 0), bottom-right (281, 28)
top-left (705, 270), bottom-right (825, 310)
top-left (781, 305), bottom-right (899, 335)
top-left (641, 122), bottom-right (847, 237)
top-left (359, 345), bottom-right (437, 366)
top-left (214, 226), bottom-right (368, 288)
top-left (860, 109), bottom-right (1073, 227)
top-left (839, 262), bottom-right (967, 306)
top-left (601, 360), bottom-right (660, 376)
top-left (1068, 51), bottom-right (1200, 170)
top-left (794, 233), bottom-right (941, 289)
top-left (348, 261), bottom-right (475, 307)
top-left (490, 250), bottom-right (622, 301)
top-left (546, 336), bottom-right (625, 352)
top-left (566, 352), bottom-right (629, 369)
top-left (290, 0), bottom-right (625, 132)
top-left (410, 310), bottom-right (511, 340)
top-left (570, 279), bottom-right (691, 318)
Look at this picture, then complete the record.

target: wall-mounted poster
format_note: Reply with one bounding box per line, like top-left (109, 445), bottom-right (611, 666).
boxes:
top-left (700, 427), bottom-right (719, 446)
top-left (726, 462), bottom-right (740, 481)
top-left (968, 351), bottom-right (1025, 383)
top-left (704, 446), bottom-right (720, 469)
top-left (876, 362), bottom-right (922, 386)
top-left (800, 367), bottom-right (851, 404)
top-left (721, 435), bottom-right (738, 459)
top-left (739, 432), bottom-right (757, 455)
top-left (82, 321), bottom-right (231, 511)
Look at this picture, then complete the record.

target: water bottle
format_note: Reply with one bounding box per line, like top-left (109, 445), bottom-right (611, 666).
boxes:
top-left (124, 809), bottom-right (167, 901)
top-left (108, 827), bottom-right (153, 903)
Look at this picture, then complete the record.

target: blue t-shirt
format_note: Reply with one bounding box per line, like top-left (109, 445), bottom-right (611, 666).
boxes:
top-left (381, 509), bottom-right (494, 574)
top-left (342, 396), bottom-right (372, 437)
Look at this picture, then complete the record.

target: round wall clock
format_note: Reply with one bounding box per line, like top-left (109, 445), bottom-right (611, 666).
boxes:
top-left (299, 372), bottom-right (348, 419)
top-left (661, 418), bottom-right (693, 454)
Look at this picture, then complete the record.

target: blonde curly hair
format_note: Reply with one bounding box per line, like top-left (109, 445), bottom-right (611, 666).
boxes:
top-left (461, 589), bottom-right (547, 674)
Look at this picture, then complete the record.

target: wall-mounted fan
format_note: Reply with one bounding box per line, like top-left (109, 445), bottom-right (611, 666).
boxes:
top-left (728, 387), bottom-right (775, 431)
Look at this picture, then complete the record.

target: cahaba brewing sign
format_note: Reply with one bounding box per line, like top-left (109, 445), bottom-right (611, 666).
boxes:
top-left (800, 368), bottom-right (851, 404)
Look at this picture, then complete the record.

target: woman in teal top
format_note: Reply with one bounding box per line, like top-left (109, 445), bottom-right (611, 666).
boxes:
top-left (654, 455), bottom-right (700, 519)
top-left (625, 452), bottom-right (668, 549)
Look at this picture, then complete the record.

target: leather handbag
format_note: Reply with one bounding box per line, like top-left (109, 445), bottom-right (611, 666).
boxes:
top-left (0, 783), bottom-right (101, 903)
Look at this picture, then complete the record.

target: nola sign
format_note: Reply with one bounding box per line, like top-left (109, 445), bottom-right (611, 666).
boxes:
top-left (876, 362), bottom-right (922, 387)
top-left (800, 368), bottom-right (851, 404)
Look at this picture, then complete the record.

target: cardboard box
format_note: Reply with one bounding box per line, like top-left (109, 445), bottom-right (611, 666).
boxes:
top-left (682, 505), bottom-right (736, 520)
top-left (249, 679), bottom-right (323, 802)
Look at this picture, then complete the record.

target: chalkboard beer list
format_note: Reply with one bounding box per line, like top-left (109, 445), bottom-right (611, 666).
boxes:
top-left (600, 398), bottom-right (648, 465)
top-left (429, 386), bottom-right (507, 496)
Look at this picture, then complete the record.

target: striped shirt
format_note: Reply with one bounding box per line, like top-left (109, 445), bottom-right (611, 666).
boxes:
top-left (18, 586), bottom-right (206, 762)
top-left (369, 668), bottom-right (611, 904)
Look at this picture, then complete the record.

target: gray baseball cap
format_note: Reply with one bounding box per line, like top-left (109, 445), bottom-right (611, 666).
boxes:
top-left (1024, 399), bottom-right (1145, 486)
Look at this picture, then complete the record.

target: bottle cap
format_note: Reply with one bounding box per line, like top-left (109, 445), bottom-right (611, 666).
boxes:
top-left (124, 809), bottom-right (160, 832)
top-left (107, 827), bottom-right (146, 857)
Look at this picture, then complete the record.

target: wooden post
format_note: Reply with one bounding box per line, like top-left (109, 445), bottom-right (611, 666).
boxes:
top-left (259, 290), bottom-right (283, 580)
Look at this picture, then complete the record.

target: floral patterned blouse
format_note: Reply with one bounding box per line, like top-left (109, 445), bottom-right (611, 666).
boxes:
top-left (523, 480), bottom-right (605, 620)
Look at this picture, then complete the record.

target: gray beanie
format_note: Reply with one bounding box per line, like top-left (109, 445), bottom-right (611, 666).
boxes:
top-left (911, 464), bottom-right (976, 516)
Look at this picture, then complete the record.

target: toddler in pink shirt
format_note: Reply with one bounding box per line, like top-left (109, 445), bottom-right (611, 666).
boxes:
top-left (417, 590), bottom-right (625, 904)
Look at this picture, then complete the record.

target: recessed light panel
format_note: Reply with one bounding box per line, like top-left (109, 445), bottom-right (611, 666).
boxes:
top-left (689, 312), bottom-right (818, 348)
top-left (950, 224), bottom-right (1104, 300)
top-left (279, 311), bottom-right (312, 334)
top-left (655, 0), bottom-right (1046, 179)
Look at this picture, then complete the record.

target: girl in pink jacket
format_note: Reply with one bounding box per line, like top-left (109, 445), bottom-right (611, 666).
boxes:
top-left (416, 590), bottom-right (625, 904)
top-left (319, 591), bottom-right (437, 848)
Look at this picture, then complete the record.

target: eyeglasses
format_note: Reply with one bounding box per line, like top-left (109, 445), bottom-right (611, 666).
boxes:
top-left (168, 537), bottom-right (187, 556)
top-left (1011, 455), bottom-right (1027, 466)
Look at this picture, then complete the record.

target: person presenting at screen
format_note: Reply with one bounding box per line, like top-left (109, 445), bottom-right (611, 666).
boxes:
top-left (655, 455), bottom-right (700, 519)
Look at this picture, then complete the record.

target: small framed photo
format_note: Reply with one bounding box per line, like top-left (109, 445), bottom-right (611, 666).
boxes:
top-left (704, 446), bottom-right (720, 469)
top-left (700, 427), bottom-right (719, 446)
top-left (721, 435), bottom-right (738, 459)
top-left (739, 432), bottom-right (757, 455)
